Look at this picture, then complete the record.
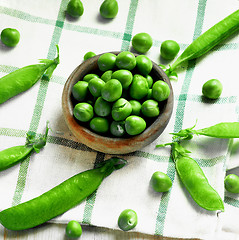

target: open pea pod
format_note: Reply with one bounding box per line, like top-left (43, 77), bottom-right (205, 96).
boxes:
top-left (0, 157), bottom-right (127, 231)
top-left (0, 45), bottom-right (59, 104)
top-left (171, 122), bottom-right (239, 140)
top-left (157, 142), bottom-right (224, 211)
top-left (165, 9), bottom-right (239, 75)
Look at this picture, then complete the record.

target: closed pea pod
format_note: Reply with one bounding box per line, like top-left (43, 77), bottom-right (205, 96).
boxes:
top-left (168, 9), bottom-right (239, 73)
top-left (0, 45), bottom-right (59, 104)
top-left (0, 122), bottom-right (49, 171)
top-left (0, 157), bottom-right (127, 230)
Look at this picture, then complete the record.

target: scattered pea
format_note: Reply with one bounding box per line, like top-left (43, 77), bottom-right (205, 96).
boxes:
top-left (100, 0), bottom-right (119, 19)
top-left (1, 28), bottom-right (20, 47)
top-left (224, 174), bottom-right (239, 193)
top-left (160, 40), bottom-right (180, 60)
top-left (118, 209), bottom-right (138, 231)
top-left (66, 0), bottom-right (84, 18)
top-left (202, 79), bottom-right (223, 100)
top-left (132, 32), bottom-right (153, 53)
top-left (150, 171), bottom-right (172, 192)
top-left (65, 220), bottom-right (82, 238)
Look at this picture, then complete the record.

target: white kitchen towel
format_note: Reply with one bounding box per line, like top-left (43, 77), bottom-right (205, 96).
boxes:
top-left (0, 0), bottom-right (239, 239)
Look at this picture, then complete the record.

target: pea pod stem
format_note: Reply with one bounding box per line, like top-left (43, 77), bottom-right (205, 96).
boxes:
top-left (167, 9), bottom-right (239, 73)
top-left (157, 141), bottom-right (224, 211)
top-left (0, 45), bottom-right (60, 104)
top-left (171, 122), bottom-right (239, 140)
top-left (0, 157), bottom-right (127, 230)
top-left (0, 121), bottom-right (49, 171)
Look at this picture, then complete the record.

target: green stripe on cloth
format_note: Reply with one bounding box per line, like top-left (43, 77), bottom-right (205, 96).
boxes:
top-left (154, 0), bottom-right (208, 235)
top-left (0, 128), bottom-right (27, 138)
top-left (224, 196), bottom-right (239, 208)
top-left (121, 0), bottom-right (138, 51)
top-left (11, 0), bottom-right (67, 207)
top-left (82, 152), bottom-right (105, 224)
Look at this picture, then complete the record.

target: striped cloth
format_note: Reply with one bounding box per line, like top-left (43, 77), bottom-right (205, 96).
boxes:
top-left (0, 0), bottom-right (239, 239)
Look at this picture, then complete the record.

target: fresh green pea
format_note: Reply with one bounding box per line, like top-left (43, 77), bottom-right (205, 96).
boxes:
top-left (101, 70), bottom-right (113, 82)
top-left (94, 96), bottom-right (111, 117)
top-left (82, 74), bottom-right (99, 82)
top-left (0, 122), bottom-right (49, 171)
top-left (84, 51), bottom-right (96, 61)
top-left (150, 171), bottom-right (172, 192)
top-left (101, 79), bottom-right (122, 102)
top-left (135, 55), bottom-right (152, 76)
top-left (160, 40), bottom-right (180, 60)
top-left (118, 209), bottom-right (138, 231)
top-left (111, 69), bottom-right (133, 89)
top-left (125, 116), bottom-right (146, 136)
top-left (157, 142), bottom-right (224, 211)
top-left (72, 81), bottom-right (89, 102)
top-left (100, 0), bottom-right (118, 19)
top-left (129, 100), bottom-right (141, 116)
top-left (112, 98), bottom-right (132, 121)
top-left (146, 89), bottom-right (152, 100)
top-left (90, 117), bottom-right (109, 133)
top-left (115, 51), bottom-right (136, 70)
top-left (0, 45), bottom-right (59, 104)
top-left (73, 102), bottom-right (94, 122)
top-left (129, 74), bottom-right (149, 100)
top-left (141, 99), bottom-right (159, 118)
top-left (224, 174), bottom-right (239, 193)
top-left (132, 33), bottom-right (153, 53)
top-left (145, 75), bottom-right (153, 88)
top-left (98, 53), bottom-right (117, 71)
top-left (169, 10), bottom-right (239, 72)
top-left (1, 28), bottom-right (20, 47)
top-left (65, 220), bottom-right (82, 238)
top-left (66, 0), bottom-right (84, 18)
top-left (0, 157), bottom-right (127, 230)
top-left (88, 77), bottom-right (105, 97)
top-left (152, 80), bottom-right (170, 102)
top-left (110, 121), bottom-right (125, 137)
top-left (202, 79), bottom-right (223, 100)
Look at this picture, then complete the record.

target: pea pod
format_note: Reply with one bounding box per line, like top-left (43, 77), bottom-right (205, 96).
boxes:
top-left (0, 122), bottom-right (49, 171)
top-left (172, 122), bottom-right (239, 140)
top-left (0, 157), bottom-right (127, 230)
top-left (167, 9), bottom-right (239, 73)
top-left (0, 45), bottom-right (59, 104)
top-left (157, 142), bottom-right (224, 211)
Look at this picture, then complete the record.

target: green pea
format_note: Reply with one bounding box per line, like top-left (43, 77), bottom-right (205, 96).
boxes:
top-left (136, 55), bottom-right (152, 76)
top-left (83, 73), bottom-right (99, 82)
top-left (129, 74), bottom-right (149, 100)
top-left (100, 0), bottom-right (118, 19)
top-left (73, 102), bottom-right (94, 122)
top-left (90, 117), bottom-right (109, 133)
top-left (111, 69), bottom-right (133, 89)
top-left (146, 89), bottom-right (152, 100)
top-left (160, 40), bottom-right (180, 60)
top-left (132, 32), bottom-right (153, 53)
top-left (98, 53), bottom-right (117, 71)
top-left (145, 75), bottom-right (153, 88)
top-left (94, 96), bottom-right (111, 117)
top-left (84, 51), bottom-right (96, 61)
top-left (115, 51), bottom-right (136, 70)
top-left (72, 81), bottom-right (88, 101)
top-left (152, 80), bottom-right (170, 102)
top-left (66, 0), bottom-right (84, 18)
top-left (101, 70), bottom-right (113, 82)
top-left (118, 209), bottom-right (138, 231)
top-left (1, 28), bottom-right (20, 47)
top-left (202, 79), bottom-right (223, 100)
top-left (110, 121), bottom-right (125, 137)
top-left (150, 171), bottom-right (172, 192)
top-left (141, 99), bottom-right (160, 118)
top-left (65, 220), bottom-right (82, 238)
top-left (125, 116), bottom-right (146, 136)
top-left (101, 79), bottom-right (122, 102)
top-left (88, 77), bottom-right (105, 97)
top-left (112, 98), bottom-right (132, 121)
top-left (224, 174), bottom-right (239, 193)
top-left (129, 100), bottom-right (141, 116)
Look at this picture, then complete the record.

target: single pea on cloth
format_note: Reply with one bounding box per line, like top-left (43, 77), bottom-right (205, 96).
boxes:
top-left (0, 0), bottom-right (239, 239)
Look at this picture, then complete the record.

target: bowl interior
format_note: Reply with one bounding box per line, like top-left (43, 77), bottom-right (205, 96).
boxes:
top-left (62, 52), bottom-right (174, 154)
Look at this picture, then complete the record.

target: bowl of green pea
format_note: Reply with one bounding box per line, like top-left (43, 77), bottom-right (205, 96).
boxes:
top-left (62, 51), bottom-right (173, 154)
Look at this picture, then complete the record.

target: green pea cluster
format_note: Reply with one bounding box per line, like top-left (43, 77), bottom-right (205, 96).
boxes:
top-left (71, 51), bottom-right (171, 137)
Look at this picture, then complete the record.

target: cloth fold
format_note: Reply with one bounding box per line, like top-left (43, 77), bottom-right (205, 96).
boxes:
top-left (0, 0), bottom-right (239, 239)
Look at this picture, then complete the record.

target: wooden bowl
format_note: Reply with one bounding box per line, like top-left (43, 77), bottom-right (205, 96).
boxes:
top-left (62, 52), bottom-right (173, 154)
